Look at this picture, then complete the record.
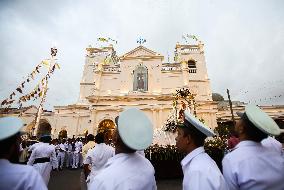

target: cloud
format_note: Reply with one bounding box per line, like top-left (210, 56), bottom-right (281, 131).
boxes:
top-left (0, 0), bottom-right (283, 110)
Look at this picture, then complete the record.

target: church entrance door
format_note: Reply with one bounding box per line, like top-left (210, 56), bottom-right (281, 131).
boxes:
top-left (97, 119), bottom-right (116, 144)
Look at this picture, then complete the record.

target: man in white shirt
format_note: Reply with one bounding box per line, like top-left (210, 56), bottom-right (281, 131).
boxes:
top-left (57, 139), bottom-right (66, 170)
top-left (84, 133), bottom-right (114, 186)
top-left (66, 139), bottom-right (73, 168)
top-left (0, 117), bottom-right (47, 190)
top-left (27, 135), bottom-right (58, 185)
top-left (89, 108), bottom-right (157, 190)
top-left (28, 141), bottom-right (40, 153)
top-left (81, 134), bottom-right (96, 190)
top-left (82, 134), bottom-right (96, 161)
top-left (222, 105), bottom-right (284, 190)
top-left (72, 138), bottom-right (82, 169)
top-left (175, 110), bottom-right (228, 190)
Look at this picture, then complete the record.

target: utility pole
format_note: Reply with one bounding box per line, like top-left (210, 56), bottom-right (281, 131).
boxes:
top-left (227, 89), bottom-right (235, 124)
top-left (33, 47), bottom-right (57, 137)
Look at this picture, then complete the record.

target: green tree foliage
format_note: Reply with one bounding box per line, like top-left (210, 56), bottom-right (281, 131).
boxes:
top-left (212, 93), bottom-right (224, 101)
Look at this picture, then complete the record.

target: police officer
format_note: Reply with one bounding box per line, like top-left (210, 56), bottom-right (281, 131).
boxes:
top-left (175, 110), bottom-right (228, 190)
top-left (222, 104), bottom-right (284, 190)
top-left (0, 117), bottom-right (47, 190)
top-left (89, 108), bottom-right (157, 189)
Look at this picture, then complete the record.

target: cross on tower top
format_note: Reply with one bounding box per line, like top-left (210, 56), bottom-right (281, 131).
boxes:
top-left (136, 37), bottom-right (146, 45)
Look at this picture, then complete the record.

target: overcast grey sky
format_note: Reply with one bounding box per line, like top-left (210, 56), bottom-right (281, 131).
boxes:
top-left (0, 0), bottom-right (283, 110)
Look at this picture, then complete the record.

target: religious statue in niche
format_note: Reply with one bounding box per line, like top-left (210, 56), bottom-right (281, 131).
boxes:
top-left (133, 65), bottom-right (148, 91)
top-left (178, 101), bottom-right (187, 121)
top-left (137, 73), bottom-right (144, 90)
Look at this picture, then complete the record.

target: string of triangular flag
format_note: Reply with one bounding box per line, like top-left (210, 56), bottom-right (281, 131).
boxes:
top-left (1, 60), bottom-right (60, 108)
top-left (182, 34), bottom-right (199, 44)
top-left (97, 37), bottom-right (117, 44)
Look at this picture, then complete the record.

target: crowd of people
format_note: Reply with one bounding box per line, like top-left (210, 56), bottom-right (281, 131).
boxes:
top-left (0, 105), bottom-right (284, 190)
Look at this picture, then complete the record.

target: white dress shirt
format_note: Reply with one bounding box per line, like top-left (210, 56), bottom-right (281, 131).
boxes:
top-left (84, 143), bottom-right (114, 184)
top-left (222, 140), bottom-right (284, 190)
top-left (82, 141), bottom-right (96, 160)
top-left (181, 147), bottom-right (228, 190)
top-left (27, 142), bottom-right (58, 185)
top-left (261, 136), bottom-right (283, 155)
top-left (58, 143), bottom-right (66, 151)
top-left (89, 152), bottom-right (157, 190)
top-left (28, 142), bottom-right (39, 152)
top-left (0, 159), bottom-right (47, 190)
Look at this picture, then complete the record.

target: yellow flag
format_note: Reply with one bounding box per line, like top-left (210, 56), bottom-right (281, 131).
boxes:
top-left (104, 57), bottom-right (111, 65)
top-left (41, 60), bottom-right (49, 68)
top-left (55, 63), bottom-right (60, 69)
top-left (98, 37), bottom-right (108, 42)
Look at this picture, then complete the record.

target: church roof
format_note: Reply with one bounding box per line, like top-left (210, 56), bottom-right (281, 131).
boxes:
top-left (120, 45), bottom-right (164, 60)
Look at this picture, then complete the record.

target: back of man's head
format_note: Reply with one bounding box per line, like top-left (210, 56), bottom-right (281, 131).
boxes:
top-left (241, 113), bottom-right (268, 142)
top-left (40, 135), bottom-right (52, 143)
top-left (0, 133), bottom-right (20, 162)
top-left (86, 134), bottom-right (94, 142)
top-left (95, 133), bottom-right (105, 144)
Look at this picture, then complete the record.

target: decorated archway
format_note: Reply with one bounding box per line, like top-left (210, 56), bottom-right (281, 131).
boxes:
top-left (97, 119), bottom-right (116, 144)
top-left (37, 119), bottom-right (51, 138)
top-left (163, 88), bottom-right (197, 132)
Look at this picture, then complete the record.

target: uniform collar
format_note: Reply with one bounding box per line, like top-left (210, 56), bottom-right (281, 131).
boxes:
top-left (235, 140), bottom-right (261, 149)
top-left (104, 153), bottom-right (132, 167)
top-left (0, 159), bottom-right (10, 164)
top-left (181, 147), bottom-right (205, 167)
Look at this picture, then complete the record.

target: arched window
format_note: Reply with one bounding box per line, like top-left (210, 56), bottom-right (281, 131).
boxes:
top-left (133, 65), bottom-right (148, 91)
top-left (188, 60), bottom-right (196, 68)
top-left (188, 60), bottom-right (197, 73)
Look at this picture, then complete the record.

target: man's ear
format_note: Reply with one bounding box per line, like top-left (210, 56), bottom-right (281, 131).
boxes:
top-left (238, 124), bottom-right (245, 134)
top-left (186, 134), bottom-right (192, 145)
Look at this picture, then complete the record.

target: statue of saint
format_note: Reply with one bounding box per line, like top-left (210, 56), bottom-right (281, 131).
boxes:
top-left (137, 73), bottom-right (144, 90)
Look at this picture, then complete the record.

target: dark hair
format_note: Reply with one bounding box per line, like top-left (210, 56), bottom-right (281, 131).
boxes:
top-left (40, 135), bottom-right (52, 143)
top-left (87, 134), bottom-right (94, 141)
top-left (242, 113), bottom-right (268, 142)
top-left (21, 140), bottom-right (27, 149)
top-left (0, 133), bottom-right (19, 157)
top-left (95, 133), bottom-right (105, 144)
top-left (115, 116), bottom-right (119, 126)
top-left (179, 120), bottom-right (207, 147)
top-left (116, 132), bottom-right (136, 153)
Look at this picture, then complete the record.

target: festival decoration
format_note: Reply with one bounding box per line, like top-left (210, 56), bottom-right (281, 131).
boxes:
top-left (0, 57), bottom-right (60, 109)
top-left (163, 110), bottom-right (178, 133)
top-left (174, 52), bottom-right (180, 62)
top-left (97, 37), bottom-right (117, 44)
top-left (0, 47), bottom-right (60, 137)
top-left (33, 47), bottom-right (59, 136)
top-left (145, 144), bottom-right (185, 161)
top-left (204, 124), bottom-right (231, 169)
top-left (163, 88), bottom-right (198, 132)
top-left (94, 37), bottom-right (119, 66)
top-left (182, 34), bottom-right (200, 44)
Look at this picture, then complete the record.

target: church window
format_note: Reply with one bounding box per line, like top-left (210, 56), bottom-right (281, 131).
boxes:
top-left (133, 65), bottom-right (148, 91)
top-left (188, 60), bottom-right (197, 73)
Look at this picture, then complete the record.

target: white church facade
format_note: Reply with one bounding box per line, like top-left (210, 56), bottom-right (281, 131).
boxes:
top-left (3, 40), bottom-right (219, 139)
top-left (51, 41), bottom-right (217, 138)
